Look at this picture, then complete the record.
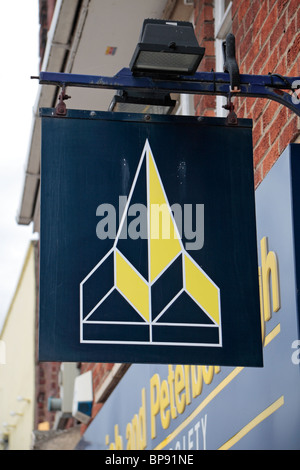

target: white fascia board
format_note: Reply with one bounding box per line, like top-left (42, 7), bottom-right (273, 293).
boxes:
top-left (17, 0), bottom-right (82, 225)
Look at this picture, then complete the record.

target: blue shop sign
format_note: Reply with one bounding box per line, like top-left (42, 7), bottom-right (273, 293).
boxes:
top-left (39, 109), bottom-right (262, 366)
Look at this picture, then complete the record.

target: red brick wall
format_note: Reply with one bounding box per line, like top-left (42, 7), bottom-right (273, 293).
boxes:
top-left (194, 0), bottom-right (216, 116)
top-left (79, 362), bottom-right (115, 433)
top-left (36, 362), bottom-right (61, 428)
top-left (232, 0), bottom-right (300, 186)
top-left (193, 0), bottom-right (300, 187)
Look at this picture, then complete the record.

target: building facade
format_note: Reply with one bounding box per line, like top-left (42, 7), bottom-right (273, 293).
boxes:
top-left (0, 244), bottom-right (36, 450)
top-left (5, 0), bottom-right (299, 450)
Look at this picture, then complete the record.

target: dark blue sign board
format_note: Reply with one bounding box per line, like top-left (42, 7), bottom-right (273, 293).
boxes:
top-left (39, 109), bottom-right (262, 366)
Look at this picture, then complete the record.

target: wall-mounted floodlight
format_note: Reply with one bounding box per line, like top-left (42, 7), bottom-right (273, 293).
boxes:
top-left (129, 19), bottom-right (205, 76)
top-left (109, 90), bottom-right (176, 114)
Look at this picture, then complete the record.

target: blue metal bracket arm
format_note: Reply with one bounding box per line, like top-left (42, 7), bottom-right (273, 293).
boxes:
top-left (37, 67), bottom-right (300, 117)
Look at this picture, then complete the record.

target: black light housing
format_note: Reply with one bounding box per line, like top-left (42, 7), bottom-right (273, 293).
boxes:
top-left (129, 19), bottom-right (205, 76)
top-left (108, 90), bottom-right (176, 114)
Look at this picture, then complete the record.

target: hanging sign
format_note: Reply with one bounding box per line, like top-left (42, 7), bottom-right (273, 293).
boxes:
top-left (39, 109), bottom-right (262, 366)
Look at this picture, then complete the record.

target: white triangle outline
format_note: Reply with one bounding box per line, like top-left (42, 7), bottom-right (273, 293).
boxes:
top-left (80, 139), bottom-right (222, 346)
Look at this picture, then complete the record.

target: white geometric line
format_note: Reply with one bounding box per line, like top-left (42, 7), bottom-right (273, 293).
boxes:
top-left (82, 286), bottom-right (115, 322)
top-left (184, 288), bottom-right (219, 327)
top-left (115, 286), bottom-right (149, 324)
top-left (113, 248), bottom-right (116, 287)
top-left (80, 282), bottom-right (83, 343)
top-left (182, 249), bottom-right (186, 290)
top-left (146, 141), bottom-right (153, 341)
top-left (80, 247), bottom-right (114, 284)
top-left (114, 140), bottom-right (148, 246)
top-left (150, 251), bottom-right (182, 286)
top-left (83, 321), bottom-right (146, 325)
top-left (81, 339), bottom-right (222, 347)
top-left (183, 250), bottom-right (222, 332)
top-left (152, 323), bottom-right (219, 327)
top-left (82, 321), bottom-right (219, 327)
top-left (184, 250), bottom-right (221, 290)
top-left (152, 288), bottom-right (184, 323)
top-left (115, 248), bottom-right (149, 285)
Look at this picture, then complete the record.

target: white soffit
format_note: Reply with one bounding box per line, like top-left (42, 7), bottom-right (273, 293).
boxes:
top-left (17, 0), bottom-right (82, 224)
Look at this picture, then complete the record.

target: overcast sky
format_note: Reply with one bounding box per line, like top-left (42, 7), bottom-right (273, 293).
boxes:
top-left (0, 2), bottom-right (40, 331)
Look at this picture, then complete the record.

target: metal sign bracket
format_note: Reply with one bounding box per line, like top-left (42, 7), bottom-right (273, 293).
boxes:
top-left (32, 34), bottom-right (300, 118)
top-left (34, 67), bottom-right (300, 118)
top-left (55, 85), bottom-right (71, 116)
